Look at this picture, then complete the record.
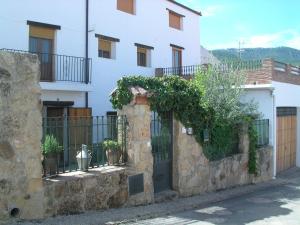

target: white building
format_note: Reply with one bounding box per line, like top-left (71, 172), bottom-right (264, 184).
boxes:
top-left (242, 59), bottom-right (300, 176)
top-left (200, 46), bottom-right (220, 65)
top-left (0, 0), bottom-right (201, 117)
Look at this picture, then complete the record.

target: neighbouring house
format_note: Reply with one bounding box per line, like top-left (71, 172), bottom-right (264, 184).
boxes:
top-left (243, 59), bottom-right (300, 175)
top-left (0, 0), bottom-right (201, 117)
top-left (200, 46), bottom-right (220, 65)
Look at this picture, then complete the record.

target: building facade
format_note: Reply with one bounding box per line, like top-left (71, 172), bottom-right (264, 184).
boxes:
top-left (0, 0), bottom-right (201, 116)
top-left (243, 59), bottom-right (300, 176)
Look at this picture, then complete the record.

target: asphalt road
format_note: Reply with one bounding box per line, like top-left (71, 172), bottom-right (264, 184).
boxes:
top-left (126, 170), bottom-right (300, 225)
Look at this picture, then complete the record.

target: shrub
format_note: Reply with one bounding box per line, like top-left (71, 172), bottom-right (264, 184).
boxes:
top-left (42, 135), bottom-right (63, 156)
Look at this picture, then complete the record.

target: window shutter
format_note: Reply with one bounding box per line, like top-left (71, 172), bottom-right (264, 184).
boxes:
top-left (117, 0), bottom-right (134, 14)
top-left (99, 39), bottom-right (111, 52)
top-left (169, 12), bottom-right (181, 30)
top-left (29, 26), bottom-right (55, 39)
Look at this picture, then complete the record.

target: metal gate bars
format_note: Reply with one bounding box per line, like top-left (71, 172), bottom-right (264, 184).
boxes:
top-left (151, 111), bottom-right (173, 193)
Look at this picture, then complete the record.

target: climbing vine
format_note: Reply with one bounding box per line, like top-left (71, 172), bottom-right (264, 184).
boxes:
top-left (111, 74), bottom-right (259, 174)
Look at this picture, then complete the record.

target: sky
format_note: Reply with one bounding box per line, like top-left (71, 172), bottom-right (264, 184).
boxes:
top-left (176, 0), bottom-right (300, 50)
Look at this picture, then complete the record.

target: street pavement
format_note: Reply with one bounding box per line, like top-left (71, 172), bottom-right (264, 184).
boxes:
top-left (8, 168), bottom-right (300, 225)
top-left (126, 168), bottom-right (300, 225)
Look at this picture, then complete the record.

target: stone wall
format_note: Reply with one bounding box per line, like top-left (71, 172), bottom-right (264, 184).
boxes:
top-left (43, 167), bottom-right (128, 216)
top-left (173, 121), bottom-right (273, 197)
top-left (0, 52), bottom-right (44, 221)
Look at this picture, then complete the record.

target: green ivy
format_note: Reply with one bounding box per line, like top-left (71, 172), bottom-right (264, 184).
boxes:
top-left (111, 76), bottom-right (207, 143)
top-left (111, 75), bottom-right (258, 173)
top-left (248, 120), bottom-right (258, 174)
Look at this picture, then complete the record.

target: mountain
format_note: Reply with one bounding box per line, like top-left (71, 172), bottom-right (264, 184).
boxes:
top-left (212, 47), bottom-right (300, 66)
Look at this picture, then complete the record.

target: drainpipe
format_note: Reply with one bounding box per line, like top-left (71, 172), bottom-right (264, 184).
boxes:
top-left (272, 90), bottom-right (277, 178)
top-left (85, 0), bottom-right (89, 108)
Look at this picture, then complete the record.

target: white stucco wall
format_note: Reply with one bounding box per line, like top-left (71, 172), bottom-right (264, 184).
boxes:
top-left (0, 0), bottom-right (201, 116)
top-left (272, 81), bottom-right (300, 107)
top-left (241, 88), bottom-right (274, 146)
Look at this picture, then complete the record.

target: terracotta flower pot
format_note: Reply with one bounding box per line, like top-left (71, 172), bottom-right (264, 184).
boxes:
top-left (106, 149), bottom-right (121, 165)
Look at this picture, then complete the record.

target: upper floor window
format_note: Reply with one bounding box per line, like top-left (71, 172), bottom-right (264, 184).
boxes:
top-left (135, 43), bottom-right (154, 67)
top-left (117, 0), bottom-right (135, 15)
top-left (168, 9), bottom-right (184, 30)
top-left (96, 34), bottom-right (120, 59)
top-left (27, 21), bottom-right (60, 81)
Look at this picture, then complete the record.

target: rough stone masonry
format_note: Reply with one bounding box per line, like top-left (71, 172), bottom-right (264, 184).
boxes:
top-left (0, 51), bottom-right (44, 221)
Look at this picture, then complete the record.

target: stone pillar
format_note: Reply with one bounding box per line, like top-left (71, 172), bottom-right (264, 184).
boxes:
top-left (118, 88), bottom-right (154, 205)
top-left (0, 52), bottom-right (44, 221)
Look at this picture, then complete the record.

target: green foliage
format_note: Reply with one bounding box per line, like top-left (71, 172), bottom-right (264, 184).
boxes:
top-left (42, 135), bottom-right (62, 156)
top-left (111, 76), bottom-right (206, 144)
top-left (194, 67), bottom-right (247, 123)
top-left (203, 122), bottom-right (240, 161)
top-left (102, 140), bottom-right (121, 152)
top-left (111, 73), bottom-right (259, 173)
top-left (248, 121), bottom-right (259, 174)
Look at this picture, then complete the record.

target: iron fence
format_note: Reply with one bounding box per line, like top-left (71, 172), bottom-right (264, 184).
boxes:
top-left (253, 119), bottom-right (269, 147)
top-left (0, 48), bottom-right (92, 83)
top-left (157, 60), bottom-right (263, 77)
top-left (42, 115), bottom-right (127, 177)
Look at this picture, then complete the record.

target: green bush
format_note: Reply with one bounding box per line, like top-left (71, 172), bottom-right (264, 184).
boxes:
top-left (42, 135), bottom-right (63, 156)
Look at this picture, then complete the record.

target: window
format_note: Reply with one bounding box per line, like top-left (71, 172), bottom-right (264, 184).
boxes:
top-left (172, 48), bottom-right (182, 68)
top-left (98, 39), bottom-right (112, 59)
top-left (137, 48), bottom-right (147, 67)
top-left (96, 34), bottom-right (120, 59)
top-left (168, 10), bottom-right (183, 30)
top-left (29, 25), bottom-right (56, 81)
top-left (135, 43), bottom-right (154, 67)
top-left (117, 0), bottom-right (135, 14)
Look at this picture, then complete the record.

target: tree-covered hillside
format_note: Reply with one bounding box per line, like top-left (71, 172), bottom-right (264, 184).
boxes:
top-left (212, 47), bottom-right (300, 66)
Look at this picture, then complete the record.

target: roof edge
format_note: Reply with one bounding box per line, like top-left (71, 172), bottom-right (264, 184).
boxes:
top-left (167, 0), bottom-right (202, 16)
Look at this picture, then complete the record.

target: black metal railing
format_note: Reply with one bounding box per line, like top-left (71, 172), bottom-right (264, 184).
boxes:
top-left (0, 48), bottom-right (92, 83)
top-left (253, 119), bottom-right (269, 147)
top-left (42, 115), bottom-right (127, 177)
top-left (156, 60), bottom-right (263, 77)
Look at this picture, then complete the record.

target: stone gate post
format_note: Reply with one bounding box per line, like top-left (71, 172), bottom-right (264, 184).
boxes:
top-left (118, 87), bottom-right (154, 205)
top-left (0, 52), bottom-right (44, 221)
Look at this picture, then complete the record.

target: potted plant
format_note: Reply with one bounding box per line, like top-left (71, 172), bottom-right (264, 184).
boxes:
top-left (102, 140), bottom-right (121, 165)
top-left (42, 135), bottom-right (63, 176)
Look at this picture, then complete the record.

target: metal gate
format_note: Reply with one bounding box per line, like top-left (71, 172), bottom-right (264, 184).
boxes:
top-left (151, 111), bottom-right (173, 193)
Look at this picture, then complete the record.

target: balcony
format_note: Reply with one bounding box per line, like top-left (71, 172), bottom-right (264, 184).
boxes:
top-left (155, 60), bottom-right (263, 78)
top-left (0, 49), bottom-right (92, 84)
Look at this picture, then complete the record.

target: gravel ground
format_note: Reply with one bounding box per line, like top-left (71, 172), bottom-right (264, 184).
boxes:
top-left (5, 175), bottom-right (290, 225)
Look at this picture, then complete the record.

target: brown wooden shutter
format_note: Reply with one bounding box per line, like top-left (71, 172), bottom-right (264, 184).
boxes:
top-left (169, 12), bottom-right (181, 30)
top-left (29, 26), bottom-right (55, 39)
top-left (68, 108), bottom-right (93, 163)
top-left (117, 0), bottom-right (134, 14)
top-left (68, 108), bottom-right (92, 117)
top-left (99, 39), bottom-right (111, 52)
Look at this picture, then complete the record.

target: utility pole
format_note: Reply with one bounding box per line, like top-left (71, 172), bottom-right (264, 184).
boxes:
top-left (237, 40), bottom-right (245, 60)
